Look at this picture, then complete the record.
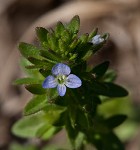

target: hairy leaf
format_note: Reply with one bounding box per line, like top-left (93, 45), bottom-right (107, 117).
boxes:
top-left (19, 42), bottom-right (40, 58)
top-left (67, 15), bottom-right (80, 34)
top-left (36, 27), bottom-right (48, 44)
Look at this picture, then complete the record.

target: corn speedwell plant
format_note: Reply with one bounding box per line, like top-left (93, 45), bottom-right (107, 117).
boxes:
top-left (13, 16), bottom-right (128, 150)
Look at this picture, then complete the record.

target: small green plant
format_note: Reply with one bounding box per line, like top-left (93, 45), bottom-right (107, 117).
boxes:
top-left (12, 15), bottom-right (128, 150)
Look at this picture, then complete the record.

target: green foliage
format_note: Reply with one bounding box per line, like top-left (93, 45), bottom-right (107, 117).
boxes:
top-left (24, 95), bottom-right (48, 115)
top-left (91, 61), bottom-right (110, 79)
top-left (14, 77), bottom-right (42, 85)
top-left (105, 114), bottom-right (127, 129)
top-left (25, 84), bottom-right (47, 95)
top-left (12, 112), bottom-right (46, 138)
top-left (10, 142), bottom-right (37, 150)
top-left (18, 42), bottom-right (40, 58)
top-left (90, 81), bottom-right (128, 97)
top-left (36, 27), bottom-right (48, 48)
top-left (12, 111), bottom-right (61, 140)
top-left (13, 15), bottom-right (129, 150)
top-left (66, 15), bottom-right (80, 34)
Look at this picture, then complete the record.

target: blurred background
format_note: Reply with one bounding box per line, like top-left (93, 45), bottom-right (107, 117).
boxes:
top-left (0, 0), bottom-right (140, 149)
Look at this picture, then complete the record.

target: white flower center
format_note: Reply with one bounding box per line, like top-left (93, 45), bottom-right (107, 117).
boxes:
top-left (56, 75), bottom-right (67, 84)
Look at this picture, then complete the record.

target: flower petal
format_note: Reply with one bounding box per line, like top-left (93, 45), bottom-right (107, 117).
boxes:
top-left (42, 75), bottom-right (57, 88)
top-left (91, 35), bottom-right (104, 45)
top-left (57, 84), bottom-right (66, 96)
top-left (66, 74), bottom-right (82, 88)
top-left (52, 63), bottom-right (71, 76)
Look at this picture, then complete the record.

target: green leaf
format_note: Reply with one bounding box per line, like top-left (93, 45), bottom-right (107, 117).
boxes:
top-left (103, 83), bottom-right (128, 97)
top-left (36, 124), bottom-right (61, 140)
top-left (43, 104), bottom-right (66, 120)
top-left (91, 81), bottom-right (128, 97)
top-left (10, 142), bottom-right (37, 150)
top-left (79, 33), bottom-right (89, 44)
top-left (75, 132), bottom-right (85, 150)
top-left (40, 50), bottom-right (61, 62)
top-left (25, 84), bottom-right (46, 95)
top-left (25, 65), bottom-right (43, 69)
top-left (69, 39), bottom-right (78, 50)
top-left (20, 57), bottom-right (43, 78)
top-left (69, 53), bottom-right (77, 60)
top-left (86, 130), bottom-right (125, 150)
top-left (24, 95), bottom-right (48, 116)
top-left (58, 39), bottom-right (68, 53)
top-left (72, 61), bottom-right (87, 75)
top-left (43, 104), bottom-right (66, 126)
top-left (81, 49), bottom-right (93, 61)
top-left (88, 28), bottom-right (98, 40)
top-left (103, 70), bottom-right (117, 82)
top-left (65, 115), bottom-right (78, 148)
top-left (67, 15), bottom-right (80, 34)
top-left (84, 96), bottom-right (101, 115)
top-left (13, 77), bottom-right (41, 85)
top-left (12, 112), bottom-right (46, 138)
top-left (102, 132), bottom-right (125, 150)
top-left (77, 43), bottom-right (93, 60)
top-left (47, 32), bottom-right (58, 51)
top-left (53, 111), bottom-right (66, 126)
top-left (27, 57), bottom-right (46, 65)
top-left (102, 33), bottom-right (110, 40)
top-left (91, 61), bottom-right (110, 79)
top-left (76, 109), bottom-right (88, 130)
top-left (55, 21), bottom-right (65, 38)
top-left (92, 43), bottom-right (104, 54)
top-left (61, 29), bottom-right (71, 43)
top-left (18, 42), bottom-right (40, 58)
top-left (105, 114), bottom-right (127, 129)
top-left (42, 145), bottom-right (66, 150)
top-left (39, 68), bottom-right (51, 77)
top-left (27, 57), bottom-right (55, 68)
top-left (36, 27), bottom-right (48, 43)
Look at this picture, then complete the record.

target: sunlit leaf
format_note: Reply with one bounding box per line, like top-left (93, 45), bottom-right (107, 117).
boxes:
top-left (43, 104), bottom-right (67, 125)
top-left (10, 142), bottom-right (37, 150)
top-left (88, 28), bottom-right (98, 40)
top-left (67, 15), bottom-right (80, 34)
top-left (12, 112), bottom-right (46, 138)
top-left (47, 32), bottom-right (58, 51)
top-left (24, 95), bottom-right (48, 116)
top-left (36, 124), bottom-right (61, 140)
top-left (79, 33), bottom-right (89, 44)
top-left (55, 21), bottom-right (65, 38)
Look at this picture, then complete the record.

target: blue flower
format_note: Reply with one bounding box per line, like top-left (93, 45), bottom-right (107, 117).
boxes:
top-left (91, 35), bottom-right (104, 45)
top-left (42, 63), bottom-right (82, 96)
